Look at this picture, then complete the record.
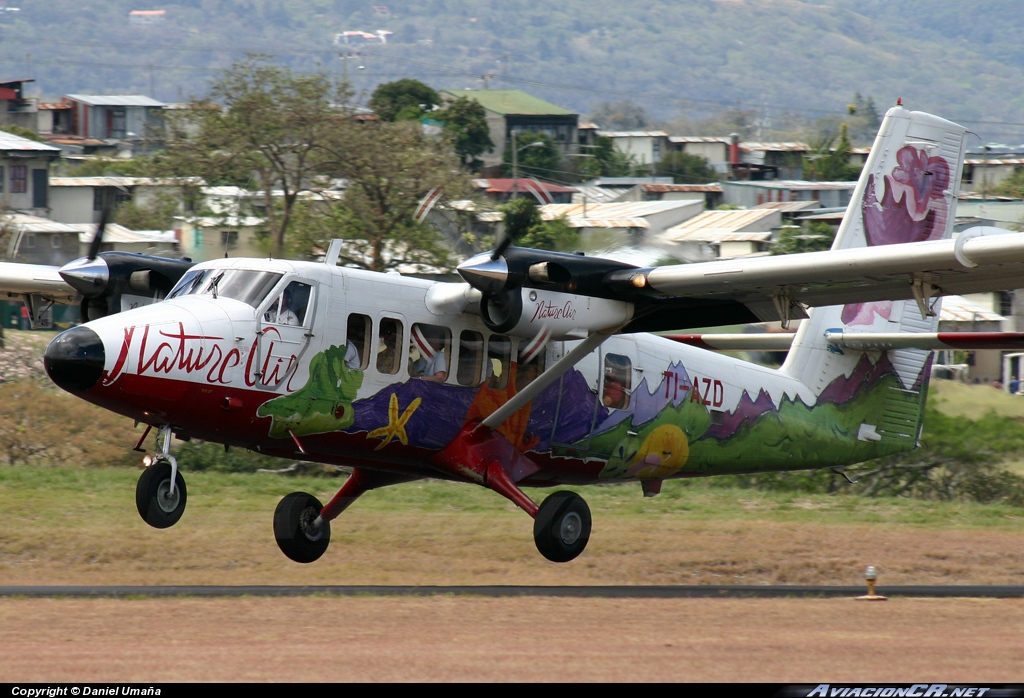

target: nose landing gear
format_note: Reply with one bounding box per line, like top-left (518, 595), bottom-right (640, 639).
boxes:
top-left (136, 426), bottom-right (187, 529)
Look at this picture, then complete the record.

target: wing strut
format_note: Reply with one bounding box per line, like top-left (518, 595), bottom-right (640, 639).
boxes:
top-left (430, 326), bottom-right (623, 519)
top-left (477, 327), bottom-right (621, 432)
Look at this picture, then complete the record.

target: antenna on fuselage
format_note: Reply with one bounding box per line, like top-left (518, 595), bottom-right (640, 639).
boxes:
top-left (325, 239), bottom-right (343, 266)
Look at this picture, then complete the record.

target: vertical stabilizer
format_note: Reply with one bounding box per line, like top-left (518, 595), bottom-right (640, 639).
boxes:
top-left (781, 106), bottom-right (968, 445)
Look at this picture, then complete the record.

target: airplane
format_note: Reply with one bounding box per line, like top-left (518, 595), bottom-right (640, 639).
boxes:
top-left (10, 103), bottom-right (1024, 565)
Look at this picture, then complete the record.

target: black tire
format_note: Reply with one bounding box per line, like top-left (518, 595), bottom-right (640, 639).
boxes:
top-left (533, 491), bottom-right (591, 563)
top-left (135, 461), bottom-right (187, 529)
top-left (274, 492), bottom-right (331, 564)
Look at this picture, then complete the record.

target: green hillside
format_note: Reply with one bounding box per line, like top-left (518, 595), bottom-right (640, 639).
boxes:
top-left (3, 1), bottom-right (1024, 142)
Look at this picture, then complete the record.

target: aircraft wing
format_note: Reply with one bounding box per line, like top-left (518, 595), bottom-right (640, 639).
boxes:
top-left (668, 331), bottom-right (1024, 352)
top-left (0, 262), bottom-right (78, 304)
top-left (638, 229), bottom-right (1024, 306)
top-left (611, 228), bottom-right (1024, 330)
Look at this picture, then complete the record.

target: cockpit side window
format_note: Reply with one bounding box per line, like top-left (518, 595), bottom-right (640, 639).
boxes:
top-left (264, 281), bottom-right (313, 326)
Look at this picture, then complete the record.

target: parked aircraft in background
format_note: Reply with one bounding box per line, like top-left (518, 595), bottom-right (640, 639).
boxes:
top-left (8, 105), bottom-right (1024, 564)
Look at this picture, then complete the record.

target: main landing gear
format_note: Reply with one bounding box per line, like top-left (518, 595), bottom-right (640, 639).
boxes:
top-left (271, 465), bottom-right (594, 564)
top-left (533, 491), bottom-right (591, 563)
top-left (136, 426), bottom-right (187, 529)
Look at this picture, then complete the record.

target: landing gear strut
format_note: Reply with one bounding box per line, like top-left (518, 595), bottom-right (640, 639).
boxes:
top-left (533, 491), bottom-right (591, 563)
top-left (136, 426), bottom-right (187, 528)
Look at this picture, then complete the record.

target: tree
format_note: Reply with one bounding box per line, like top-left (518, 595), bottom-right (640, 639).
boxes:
top-left (803, 123), bottom-right (862, 181)
top-left (653, 151), bottom-right (716, 184)
top-left (499, 198), bottom-right (579, 252)
top-left (369, 79), bottom-right (441, 122)
top-left (771, 221), bottom-right (837, 255)
top-left (292, 120), bottom-right (474, 272)
top-left (160, 55), bottom-right (351, 258)
top-left (992, 168), bottom-right (1024, 198)
top-left (589, 100), bottom-right (649, 130)
top-left (501, 131), bottom-right (561, 181)
top-left (0, 124), bottom-right (42, 142)
top-left (432, 96), bottom-right (494, 169)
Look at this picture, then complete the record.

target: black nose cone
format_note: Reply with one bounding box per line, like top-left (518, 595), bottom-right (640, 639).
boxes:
top-left (44, 326), bottom-right (105, 393)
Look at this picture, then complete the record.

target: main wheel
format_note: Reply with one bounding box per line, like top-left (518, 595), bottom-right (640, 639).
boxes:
top-left (136, 461), bottom-right (187, 529)
top-left (274, 492), bottom-right (331, 563)
top-left (533, 491), bottom-right (591, 563)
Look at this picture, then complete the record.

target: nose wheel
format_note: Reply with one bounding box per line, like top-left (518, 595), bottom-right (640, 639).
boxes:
top-left (136, 460), bottom-right (187, 529)
top-left (533, 491), bottom-right (591, 563)
top-left (274, 492), bottom-right (331, 563)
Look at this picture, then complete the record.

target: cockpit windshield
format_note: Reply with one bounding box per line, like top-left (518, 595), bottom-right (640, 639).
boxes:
top-left (167, 269), bottom-right (283, 308)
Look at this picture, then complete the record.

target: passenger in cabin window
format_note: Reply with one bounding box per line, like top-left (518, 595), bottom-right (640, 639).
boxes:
top-left (376, 320), bottom-right (400, 374)
top-left (602, 354), bottom-right (631, 409)
top-left (345, 316), bottom-right (367, 370)
top-left (409, 326), bottom-right (447, 382)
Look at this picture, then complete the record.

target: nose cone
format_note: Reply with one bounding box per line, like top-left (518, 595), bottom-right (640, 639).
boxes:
top-left (44, 326), bottom-right (105, 393)
top-left (456, 252), bottom-right (508, 294)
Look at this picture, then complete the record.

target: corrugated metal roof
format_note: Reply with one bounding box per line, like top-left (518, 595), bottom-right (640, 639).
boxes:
top-left (72, 223), bottom-right (177, 244)
top-left (540, 200), bottom-right (701, 220)
top-left (65, 94), bottom-right (165, 107)
top-left (2, 214), bottom-right (81, 233)
top-left (642, 184), bottom-right (721, 193)
top-left (442, 89), bottom-right (574, 116)
top-left (660, 209), bottom-right (778, 241)
top-left (964, 158), bottom-right (1024, 165)
top-left (595, 130), bottom-right (669, 138)
top-left (50, 176), bottom-right (201, 187)
top-left (941, 295), bottom-right (1004, 322)
top-left (562, 217), bottom-right (648, 229)
top-left (669, 136), bottom-right (731, 144)
top-left (688, 231), bottom-right (772, 242)
top-left (37, 101), bottom-right (72, 110)
top-left (754, 200), bottom-right (821, 212)
top-left (741, 142), bottom-right (810, 152)
top-left (572, 186), bottom-right (629, 203)
top-left (472, 178), bottom-right (578, 194)
top-left (724, 180), bottom-right (857, 190)
top-left (0, 131), bottom-right (61, 153)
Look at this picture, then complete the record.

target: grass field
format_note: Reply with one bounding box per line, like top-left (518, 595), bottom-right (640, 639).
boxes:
top-left (2, 463), bottom-right (1022, 587)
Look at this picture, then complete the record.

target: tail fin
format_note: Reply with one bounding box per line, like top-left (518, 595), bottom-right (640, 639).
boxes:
top-left (782, 105), bottom-right (969, 446)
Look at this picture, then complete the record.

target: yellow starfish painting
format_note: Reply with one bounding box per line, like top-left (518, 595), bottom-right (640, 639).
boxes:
top-left (367, 393), bottom-right (422, 450)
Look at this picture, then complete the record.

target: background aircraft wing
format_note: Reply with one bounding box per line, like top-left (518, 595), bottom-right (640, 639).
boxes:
top-left (0, 262), bottom-right (78, 304)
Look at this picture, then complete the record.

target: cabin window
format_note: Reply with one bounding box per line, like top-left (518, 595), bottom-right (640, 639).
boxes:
top-left (346, 314), bottom-right (370, 370)
top-left (515, 338), bottom-right (546, 392)
top-left (487, 335), bottom-right (511, 390)
top-left (408, 323), bottom-right (450, 382)
top-left (264, 280), bottom-right (312, 326)
top-left (602, 353), bottom-right (632, 410)
top-left (457, 330), bottom-right (484, 386)
top-left (376, 317), bottom-right (403, 375)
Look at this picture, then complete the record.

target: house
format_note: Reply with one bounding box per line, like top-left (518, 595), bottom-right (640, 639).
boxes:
top-left (2, 213), bottom-right (82, 266)
top-left (656, 208), bottom-right (784, 261)
top-left (48, 176), bottom-right (198, 225)
top-left (668, 136), bottom-right (808, 180)
top-left (471, 177), bottom-right (577, 205)
top-left (72, 222), bottom-right (178, 257)
top-left (961, 148), bottom-right (1024, 194)
top-left (718, 179), bottom-right (856, 209)
top-left (64, 95), bottom-right (166, 154)
top-left (175, 215), bottom-right (266, 262)
top-left (668, 136), bottom-right (732, 175)
top-left (0, 130), bottom-right (62, 216)
top-left (0, 79), bottom-right (39, 133)
top-left (595, 130), bottom-right (669, 168)
top-left (441, 89), bottom-right (579, 175)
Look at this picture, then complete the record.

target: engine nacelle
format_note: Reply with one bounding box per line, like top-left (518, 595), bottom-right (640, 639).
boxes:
top-left (480, 287), bottom-right (633, 338)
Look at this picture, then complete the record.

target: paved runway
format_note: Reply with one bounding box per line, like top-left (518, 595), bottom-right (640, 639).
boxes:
top-left (2, 585), bottom-right (1023, 597)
